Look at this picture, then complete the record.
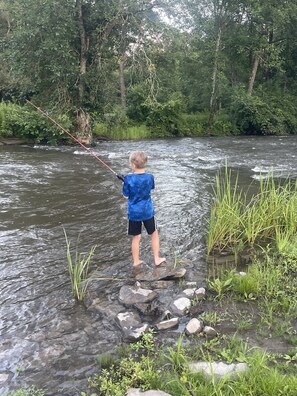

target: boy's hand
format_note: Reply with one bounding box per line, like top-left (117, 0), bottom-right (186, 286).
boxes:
top-left (116, 174), bottom-right (125, 182)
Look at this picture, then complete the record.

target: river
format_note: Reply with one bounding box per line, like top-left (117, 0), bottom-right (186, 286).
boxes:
top-left (1, 136), bottom-right (297, 395)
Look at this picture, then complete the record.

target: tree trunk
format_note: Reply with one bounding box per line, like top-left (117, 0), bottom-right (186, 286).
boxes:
top-left (119, 57), bottom-right (127, 111)
top-left (76, 0), bottom-right (88, 103)
top-left (75, 109), bottom-right (92, 145)
top-left (208, 24), bottom-right (222, 131)
top-left (247, 50), bottom-right (261, 95)
top-left (75, 0), bottom-right (91, 143)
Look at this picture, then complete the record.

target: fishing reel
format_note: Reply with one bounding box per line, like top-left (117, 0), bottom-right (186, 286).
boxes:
top-left (116, 174), bottom-right (125, 182)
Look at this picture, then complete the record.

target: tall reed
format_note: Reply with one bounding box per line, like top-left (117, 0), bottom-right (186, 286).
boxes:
top-left (207, 166), bottom-right (243, 254)
top-left (63, 228), bottom-right (96, 301)
top-left (207, 170), bottom-right (297, 255)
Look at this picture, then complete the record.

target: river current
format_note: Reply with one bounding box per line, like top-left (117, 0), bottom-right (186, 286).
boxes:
top-left (1, 136), bottom-right (297, 395)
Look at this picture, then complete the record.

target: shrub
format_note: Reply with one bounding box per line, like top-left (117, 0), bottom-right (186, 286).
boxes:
top-left (0, 101), bottom-right (71, 143)
top-left (229, 88), bottom-right (297, 135)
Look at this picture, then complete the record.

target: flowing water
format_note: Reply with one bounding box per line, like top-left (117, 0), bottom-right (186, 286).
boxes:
top-left (1, 136), bottom-right (297, 395)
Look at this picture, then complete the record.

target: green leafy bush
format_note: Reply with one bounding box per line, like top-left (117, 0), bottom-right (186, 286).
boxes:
top-left (177, 113), bottom-right (206, 136)
top-left (6, 386), bottom-right (45, 396)
top-left (0, 102), bottom-right (71, 143)
top-left (230, 88), bottom-right (297, 135)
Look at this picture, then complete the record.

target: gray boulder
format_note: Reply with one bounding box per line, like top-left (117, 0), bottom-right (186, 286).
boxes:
top-left (119, 284), bottom-right (157, 305)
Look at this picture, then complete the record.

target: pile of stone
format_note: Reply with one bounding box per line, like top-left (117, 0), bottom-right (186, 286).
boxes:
top-left (115, 266), bottom-right (217, 341)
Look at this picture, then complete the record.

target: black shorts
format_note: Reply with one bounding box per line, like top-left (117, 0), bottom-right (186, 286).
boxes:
top-left (128, 216), bottom-right (157, 236)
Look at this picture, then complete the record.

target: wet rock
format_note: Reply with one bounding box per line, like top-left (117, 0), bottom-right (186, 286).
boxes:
top-left (156, 318), bottom-right (179, 331)
top-left (185, 318), bottom-right (203, 336)
top-left (119, 284), bottom-right (157, 305)
top-left (133, 301), bottom-right (161, 316)
top-left (116, 312), bottom-right (142, 331)
top-left (159, 268), bottom-right (186, 280)
top-left (123, 323), bottom-right (150, 342)
top-left (189, 303), bottom-right (204, 316)
top-left (135, 267), bottom-right (186, 282)
top-left (188, 361), bottom-right (248, 379)
top-left (87, 297), bottom-right (124, 318)
top-left (203, 326), bottom-right (218, 339)
top-left (159, 310), bottom-right (173, 321)
top-left (0, 373), bottom-right (10, 384)
top-left (141, 280), bottom-right (176, 290)
top-left (171, 297), bottom-right (191, 316)
top-left (195, 287), bottom-right (206, 300)
top-left (126, 388), bottom-right (173, 396)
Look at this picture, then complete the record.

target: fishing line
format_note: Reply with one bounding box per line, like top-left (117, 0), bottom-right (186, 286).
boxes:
top-left (26, 100), bottom-right (124, 181)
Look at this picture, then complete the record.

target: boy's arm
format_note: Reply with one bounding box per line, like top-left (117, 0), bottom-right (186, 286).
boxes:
top-left (122, 176), bottom-right (129, 198)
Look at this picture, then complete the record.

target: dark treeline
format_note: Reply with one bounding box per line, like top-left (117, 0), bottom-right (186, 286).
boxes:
top-left (1, 0), bottom-right (297, 143)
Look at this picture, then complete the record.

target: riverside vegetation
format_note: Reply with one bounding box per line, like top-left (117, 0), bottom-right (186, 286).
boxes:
top-left (7, 170), bottom-right (297, 395)
top-left (1, 1), bottom-right (297, 142)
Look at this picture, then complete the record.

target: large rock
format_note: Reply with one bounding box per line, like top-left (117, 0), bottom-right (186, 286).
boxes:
top-left (116, 311), bottom-right (142, 331)
top-left (126, 389), bottom-right (173, 396)
top-left (119, 284), bottom-right (157, 305)
top-left (116, 311), bottom-right (149, 341)
top-left (124, 323), bottom-right (150, 342)
top-left (135, 267), bottom-right (186, 282)
top-left (188, 361), bottom-right (248, 379)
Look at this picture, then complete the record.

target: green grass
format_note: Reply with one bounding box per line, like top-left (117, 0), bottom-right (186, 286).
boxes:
top-left (63, 228), bottom-right (96, 301)
top-left (93, 123), bottom-right (152, 140)
top-left (6, 387), bottom-right (45, 396)
top-left (83, 334), bottom-right (297, 396)
top-left (207, 168), bottom-right (297, 255)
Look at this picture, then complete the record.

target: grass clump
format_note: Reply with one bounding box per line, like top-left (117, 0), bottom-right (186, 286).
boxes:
top-left (93, 123), bottom-right (152, 140)
top-left (6, 387), bottom-right (45, 396)
top-left (63, 228), bottom-right (96, 301)
top-left (207, 167), bottom-right (297, 255)
top-left (83, 330), bottom-right (297, 396)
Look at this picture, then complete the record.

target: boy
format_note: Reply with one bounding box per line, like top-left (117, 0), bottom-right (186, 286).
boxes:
top-left (123, 151), bottom-right (166, 267)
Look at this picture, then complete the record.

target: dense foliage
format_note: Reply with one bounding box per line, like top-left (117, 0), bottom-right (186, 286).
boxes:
top-left (1, 0), bottom-right (297, 141)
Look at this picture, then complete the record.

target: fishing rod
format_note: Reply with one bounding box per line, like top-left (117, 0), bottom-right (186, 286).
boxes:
top-left (26, 100), bottom-right (124, 181)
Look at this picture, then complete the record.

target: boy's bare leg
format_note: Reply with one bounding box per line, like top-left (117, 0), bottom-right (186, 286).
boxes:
top-left (151, 230), bottom-right (166, 266)
top-left (132, 234), bottom-right (142, 266)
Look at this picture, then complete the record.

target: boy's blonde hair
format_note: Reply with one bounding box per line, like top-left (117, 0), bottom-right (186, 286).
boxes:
top-left (129, 151), bottom-right (148, 169)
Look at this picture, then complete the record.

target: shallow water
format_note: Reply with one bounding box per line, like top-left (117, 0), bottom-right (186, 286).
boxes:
top-left (1, 136), bottom-right (297, 395)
